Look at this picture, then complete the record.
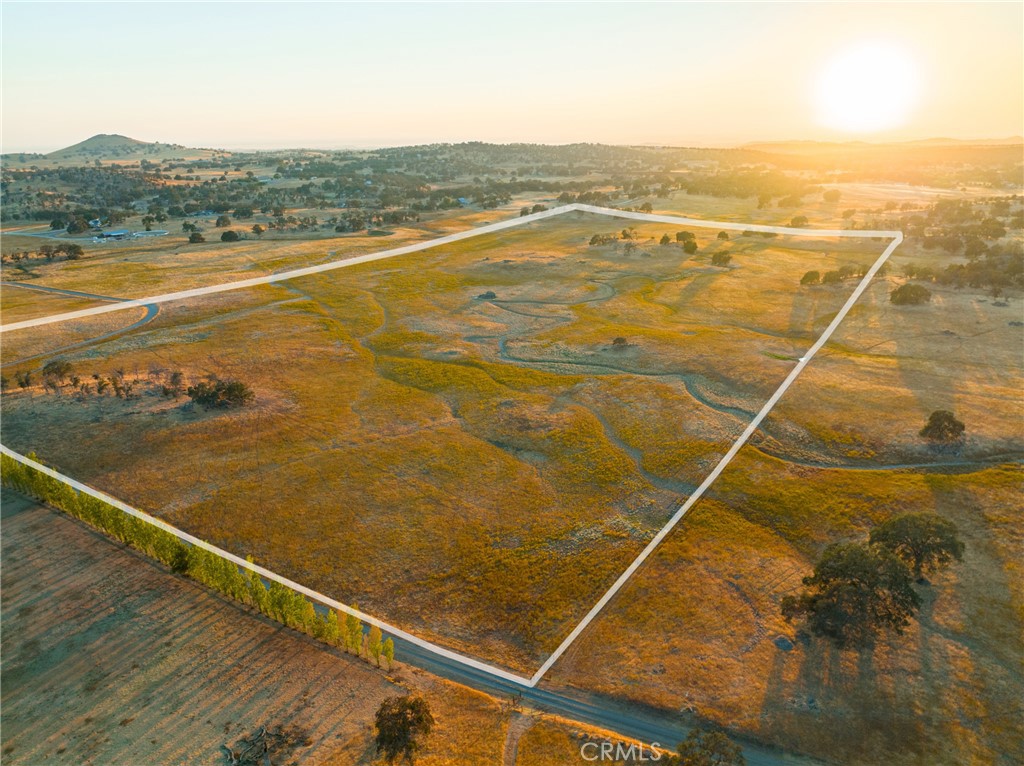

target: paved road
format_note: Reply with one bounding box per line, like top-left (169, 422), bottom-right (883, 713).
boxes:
top-left (0, 281), bottom-right (159, 368)
top-left (2, 280), bottom-right (124, 302)
top-left (2, 227), bottom-right (90, 241)
top-left (385, 631), bottom-right (814, 766)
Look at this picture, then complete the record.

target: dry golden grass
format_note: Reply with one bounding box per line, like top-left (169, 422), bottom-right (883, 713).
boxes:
top-left (3, 213), bottom-right (883, 671)
top-left (3, 203), bottom-right (1020, 763)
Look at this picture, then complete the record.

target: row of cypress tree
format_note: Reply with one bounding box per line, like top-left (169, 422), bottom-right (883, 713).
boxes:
top-left (1, 452), bottom-right (393, 668)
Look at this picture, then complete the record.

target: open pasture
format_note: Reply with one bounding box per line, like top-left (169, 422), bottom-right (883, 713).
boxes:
top-left (0, 211), bottom-right (891, 672)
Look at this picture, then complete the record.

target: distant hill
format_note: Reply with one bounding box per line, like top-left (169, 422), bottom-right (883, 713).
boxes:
top-left (50, 133), bottom-right (153, 156)
top-left (743, 137), bottom-right (1023, 155)
top-left (43, 133), bottom-right (222, 163)
top-left (0, 134), bottom-right (224, 166)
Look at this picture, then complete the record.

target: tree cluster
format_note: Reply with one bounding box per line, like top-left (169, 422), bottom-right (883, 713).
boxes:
top-left (782, 513), bottom-right (964, 648)
top-left (1, 452), bottom-right (397, 674)
top-left (187, 378), bottom-right (255, 409)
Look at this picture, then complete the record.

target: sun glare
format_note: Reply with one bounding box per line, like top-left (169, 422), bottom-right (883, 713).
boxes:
top-left (816, 41), bottom-right (920, 133)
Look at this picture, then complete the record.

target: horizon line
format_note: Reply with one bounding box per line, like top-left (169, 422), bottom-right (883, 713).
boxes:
top-left (3, 134), bottom-right (1023, 157)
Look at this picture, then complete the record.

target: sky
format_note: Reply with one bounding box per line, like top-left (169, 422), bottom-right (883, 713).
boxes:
top-left (1, 1), bottom-right (1021, 153)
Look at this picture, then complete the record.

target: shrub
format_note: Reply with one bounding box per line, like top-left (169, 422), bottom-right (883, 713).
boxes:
top-left (676, 730), bottom-right (746, 766)
top-left (375, 697), bottom-right (434, 765)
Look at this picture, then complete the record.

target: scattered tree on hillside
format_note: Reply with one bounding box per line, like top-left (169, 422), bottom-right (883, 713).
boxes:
top-left (781, 542), bottom-right (920, 648)
top-left (890, 283), bottom-right (931, 305)
top-left (520, 206), bottom-right (531, 217)
top-left (42, 359), bottom-right (73, 383)
top-left (612, 336), bottom-right (628, 348)
top-left (215, 214), bottom-right (231, 227)
top-left (162, 370), bottom-right (185, 399)
top-left (674, 730), bottom-right (746, 766)
top-left (870, 513), bottom-right (965, 581)
top-left (382, 637), bottom-right (395, 669)
top-left (683, 240), bottom-right (698, 255)
top-left (66, 217), bottom-right (91, 234)
top-left (374, 696), bottom-right (434, 765)
top-left (800, 270), bottom-right (821, 285)
top-left (220, 230), bottom-right (240, 242)
top-left (821, 270), bottom-right (841, 285)
top-left (919, 409), bottom-right (965, 443)
top-left (676, 231), bottom-right (695, 242)
top-left (711, 252), bottom-right (732, 267)
top-left (16, 371), bottom-right (32, 389)
top-left (188, 232), bottom-right (205, 244)
top-left (252, 224), bottom-right (265, 236)
top-left (717, 231), bottom-right (729, 240)
top-left (660, 233), bottom-right (671, 245)
top-left (790, 215), bottom-right (809, 228)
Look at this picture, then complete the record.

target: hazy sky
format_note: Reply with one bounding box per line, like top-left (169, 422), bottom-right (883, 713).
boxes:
top-left (2, 2), bottom-right (1021, 152)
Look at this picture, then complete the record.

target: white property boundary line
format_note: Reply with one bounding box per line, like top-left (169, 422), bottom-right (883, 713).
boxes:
top-left (0, 203), bottom-right (897, 334)
top-left (0, 204), bottom-right (903, 688)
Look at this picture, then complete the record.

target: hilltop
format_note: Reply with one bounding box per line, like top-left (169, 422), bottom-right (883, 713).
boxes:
top-left (1, 134), bottom-right (222, 166)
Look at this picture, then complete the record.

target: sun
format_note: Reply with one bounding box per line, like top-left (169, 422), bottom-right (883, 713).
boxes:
top-left (815, 41), bottom-right (920, 133)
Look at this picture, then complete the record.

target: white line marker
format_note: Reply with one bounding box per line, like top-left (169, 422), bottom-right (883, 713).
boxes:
top-left (0, 205), bottom-right (903, 688)
top-left (0, 445), bottom-right (536, 686)
top-left (528, 230), bottom-right (904, 685)
top-left (0, 203), bottom-right (897, 334)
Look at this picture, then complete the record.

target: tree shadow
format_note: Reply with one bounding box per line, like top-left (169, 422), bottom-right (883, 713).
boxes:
top-left (758, 633), bottom-right (931, 764)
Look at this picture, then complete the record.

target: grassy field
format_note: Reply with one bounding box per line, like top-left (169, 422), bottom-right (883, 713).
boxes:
top-left (546, 259), bottom-right (1024, 765)
top-left (0, 211), bottom-right (888, 674)
top-left (2, 204), bottom-right (1020, 763)
top-left (0, 198), bottom-right (556, 320)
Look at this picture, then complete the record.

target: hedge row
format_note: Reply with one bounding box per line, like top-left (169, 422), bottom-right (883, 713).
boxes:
top-left (1, 452), bottom-right (393, 666)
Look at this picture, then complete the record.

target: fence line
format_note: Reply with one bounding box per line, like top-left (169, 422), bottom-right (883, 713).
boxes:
top-left (0, 445), bottom-right (536, 687)
top-left (0, 205), bottom-right (904, 689)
